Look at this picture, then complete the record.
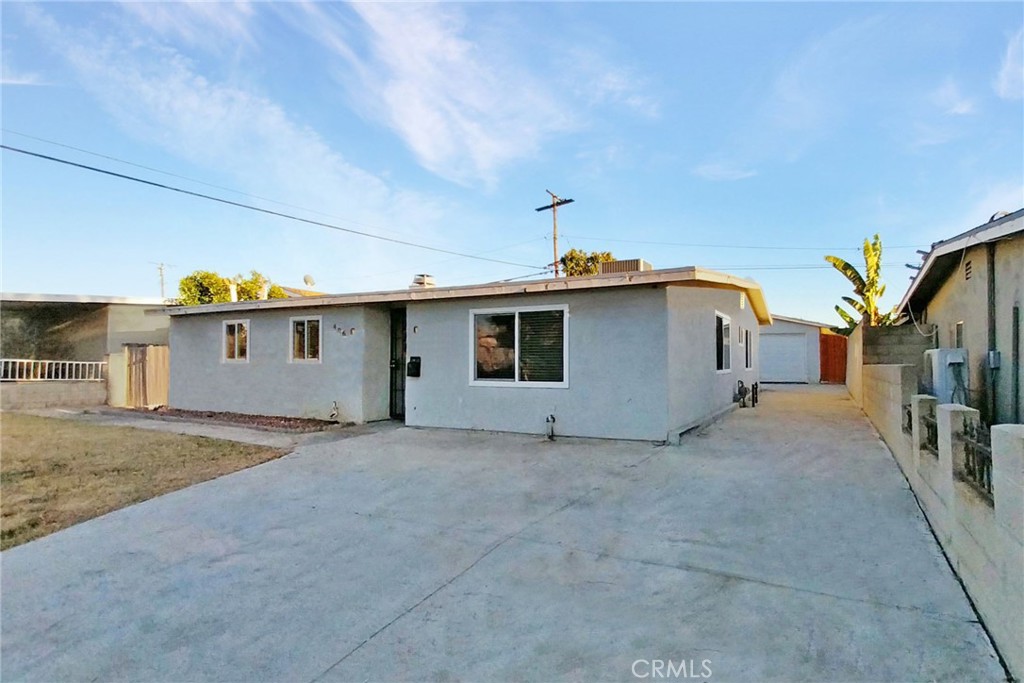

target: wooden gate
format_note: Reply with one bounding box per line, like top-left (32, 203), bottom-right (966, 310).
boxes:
top-left (126, 344), bottom-right (169, 408)
top-left (819, 334), bottom-right (848, 384)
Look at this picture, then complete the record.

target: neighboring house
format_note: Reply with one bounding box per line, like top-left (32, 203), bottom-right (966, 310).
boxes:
top-left (898, 208), bottom-right (1024, 424)
top-left (163, 266), bottom-right (772, 442)
top-left (759, 315), bottom-right (846, 383)
top-left (1, 293), bottom-right (170, 409)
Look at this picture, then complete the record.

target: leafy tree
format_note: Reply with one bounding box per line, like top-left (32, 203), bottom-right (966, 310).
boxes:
top-left (176, 270), bottom-right (287, 306)
top-left (559, 248), bottom-right (615, 277)
top-left (825, 234), bottom-right (899, 330)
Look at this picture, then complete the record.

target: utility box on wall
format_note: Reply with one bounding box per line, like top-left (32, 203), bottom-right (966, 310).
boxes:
top-left (923, 348), bottom-right (969, 404)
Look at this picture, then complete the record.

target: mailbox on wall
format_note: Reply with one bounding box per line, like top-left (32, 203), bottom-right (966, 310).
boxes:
top-left (406, 356), bottom-right (421, 378)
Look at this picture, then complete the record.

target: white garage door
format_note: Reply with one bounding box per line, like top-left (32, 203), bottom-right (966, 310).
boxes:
top-left (761, 333), bottom-right (808, 383)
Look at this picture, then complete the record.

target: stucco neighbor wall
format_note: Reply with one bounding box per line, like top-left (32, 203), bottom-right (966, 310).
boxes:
top-left (923, 234), bottom-right (1023, 423)
top-left (666, 286), bottom-right (758, 436)
top-left (168, 305), bottom-right (388, 422)
top-left (404, 288), bottom-right (670, 441)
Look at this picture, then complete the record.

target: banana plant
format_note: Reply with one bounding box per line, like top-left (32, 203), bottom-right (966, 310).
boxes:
top-left (825, 234), bottom-right (899, 328)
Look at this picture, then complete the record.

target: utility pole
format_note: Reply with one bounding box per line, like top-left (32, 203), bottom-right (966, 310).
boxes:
top-left (150, 262), bottom-right (175, 300)
top-left (535, 190), bottom-right (574, 277)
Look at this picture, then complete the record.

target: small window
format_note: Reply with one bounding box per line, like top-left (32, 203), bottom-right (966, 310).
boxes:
top-left (223, 320), bottom-right (249, 362)
top-left (716, 313), bottom-right (731, 372)
top-left (745, 329), bottom-right (753, 369)
top-left (291, 316), bottom-right (321, 362)
top-left (953, 321), bottom-right (964, 349)
top-left (471, 306), bottom-right (567, 387)
top-left (737, 325), bottom-right (745, 345)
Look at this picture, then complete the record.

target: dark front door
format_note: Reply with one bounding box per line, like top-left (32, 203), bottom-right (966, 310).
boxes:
top-left (389, 308), bottom-right (407, 419)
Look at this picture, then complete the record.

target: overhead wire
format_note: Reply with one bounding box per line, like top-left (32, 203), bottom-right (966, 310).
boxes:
top-left (1, 128), bottom-right (430, 243)
top-left (562, 234), bottom-right (930, 251)
top-left (1, 144), bottom-right (547, 270)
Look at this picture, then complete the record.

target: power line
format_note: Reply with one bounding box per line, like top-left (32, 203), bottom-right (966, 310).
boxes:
top-left (1, 128), bottom-right (432, 244)
top-left (1, 144), bottom-right (546, 271)
top-left (562, 233), bottom-right (929, 251)
top-left (703, 263), bottom-right (904, 271)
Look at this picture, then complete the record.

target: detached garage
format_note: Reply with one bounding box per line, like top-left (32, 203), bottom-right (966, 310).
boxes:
top-left (759, 315), bottom-right (845, 383)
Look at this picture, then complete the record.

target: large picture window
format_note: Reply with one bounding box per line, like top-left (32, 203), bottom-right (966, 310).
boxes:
top-left (223, 320), bottom-right (249, 363)
top-left (471, 306), bottom-right (568, 387)
top-left (290, 316), bottom-right (321, 362)
top-left (716, 312), bottom-right (731, 372)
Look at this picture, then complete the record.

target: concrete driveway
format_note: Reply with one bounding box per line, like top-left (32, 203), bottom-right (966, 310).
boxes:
top-left (1, 386), bottom-right (1004, 682)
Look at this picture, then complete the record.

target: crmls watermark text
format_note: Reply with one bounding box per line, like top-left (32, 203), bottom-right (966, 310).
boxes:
top-left (632, 659), bottom-right (712, 679)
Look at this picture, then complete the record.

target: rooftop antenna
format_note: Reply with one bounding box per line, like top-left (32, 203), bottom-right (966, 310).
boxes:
top-left (535, 190), bottom-right (574, 278)
top-left (149, 262), bottom-right (175, 299)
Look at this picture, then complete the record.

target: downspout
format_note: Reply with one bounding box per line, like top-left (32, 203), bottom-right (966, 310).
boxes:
top-left (986, 242), bottom-right (997, 423)
top-left (1013, 305), bottom-right (1020, 423)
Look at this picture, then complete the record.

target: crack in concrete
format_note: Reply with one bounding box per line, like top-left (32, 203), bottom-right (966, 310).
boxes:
top-left (308, 487), bottom-right (601, 682)
top-left (512, 533), bottom-right (976, 624)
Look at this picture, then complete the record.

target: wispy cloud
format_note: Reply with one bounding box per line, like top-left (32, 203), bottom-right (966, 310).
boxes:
top-left (562, 46), bottom-right (660, 119)
top-left (931, 78), bottom-right (975, 115)
top-left (693, 16), bottom-right (888, 176)
top-left (994, 26), bottom-right (1023, 100)
top-left (1, 56), bottom-right (45, 86)
top-left (119, 1), bottom-right (255, 50)
top-left (23, 5), bottom-right (459, 290)
top-left (691, 162), bottom-right (757, 182)
top-left (288, 3), bottom-right (656, 188)
top-left (293, 3), bottom-right (574, 188)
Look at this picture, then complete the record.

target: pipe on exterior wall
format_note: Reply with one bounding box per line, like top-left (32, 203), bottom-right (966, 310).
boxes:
top-left (987, 242), bottom-right (997, 422)
top-left (1013, 305), bottom-right (1020, 423)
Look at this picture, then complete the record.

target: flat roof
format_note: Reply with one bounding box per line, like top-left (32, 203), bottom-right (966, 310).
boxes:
top-left (1, 292), bottom-right (166, 306)
top-left (161, 266), bottom-right (773, 325)
top-left (898, 208), bottom-right (1024, 313)
top-left (768, 314), bottom-right (833, 329)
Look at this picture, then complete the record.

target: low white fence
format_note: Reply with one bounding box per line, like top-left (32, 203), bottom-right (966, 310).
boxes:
top-left (0, 359), bottom-right (107, 382)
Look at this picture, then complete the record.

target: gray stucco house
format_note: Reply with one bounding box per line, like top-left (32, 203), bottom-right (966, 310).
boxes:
top-left (163, 267), bottom-right (771, 442)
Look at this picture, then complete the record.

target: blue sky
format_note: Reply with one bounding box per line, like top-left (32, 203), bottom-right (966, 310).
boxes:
top-left (2, 1), bottom-right (1022, 325)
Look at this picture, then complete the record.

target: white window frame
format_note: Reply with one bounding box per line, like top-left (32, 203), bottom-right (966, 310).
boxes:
top-left (289, 315), bottom-right (322, 364)
top-left (953, 321), bottom-right (964, 349)
top-left (716, 311), bottom-right (732, 374)
top-left (737, 325), bottom-right (745, 346)
top-left (468, 304), bottom-right (569, 389)
top-left (745, 328), bottom-right (753, 369)
top-left (222, 319), bottom-right (250, 364)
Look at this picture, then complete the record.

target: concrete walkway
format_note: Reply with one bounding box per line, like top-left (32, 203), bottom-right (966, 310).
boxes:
top-left (0, 386), bottom-right (1005, 681)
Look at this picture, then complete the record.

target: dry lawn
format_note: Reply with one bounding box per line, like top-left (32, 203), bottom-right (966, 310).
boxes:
top-left (0, 413), bottom-right (287, 550)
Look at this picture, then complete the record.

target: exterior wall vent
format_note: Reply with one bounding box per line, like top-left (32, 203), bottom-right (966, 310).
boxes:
top-left (964, 260), bottom-right (972, 280)
top-left (598, 259), bottom-right (654, 275)
top-left (410, 274), bottom-right (436, 289)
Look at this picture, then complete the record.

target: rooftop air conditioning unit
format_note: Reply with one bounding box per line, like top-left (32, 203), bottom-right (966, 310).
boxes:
top-left (922, 348), bottom-right (969, 405)
top-left (598, 259), bottom-right (654, 275)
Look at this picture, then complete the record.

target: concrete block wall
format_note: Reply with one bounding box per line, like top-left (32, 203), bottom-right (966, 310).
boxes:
top-left (0, 381), bottom-right (107, 409)
top-left (895, 395), bottom-right (1024, 679)
top-left (846, 324), bottom-right (863, 407)
top-left (861, 370), bottom-right (1024, 678)
top-left (862, 324), bottom-right (935, 372)
top-left (861, 364), bottom-right (915, 469)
